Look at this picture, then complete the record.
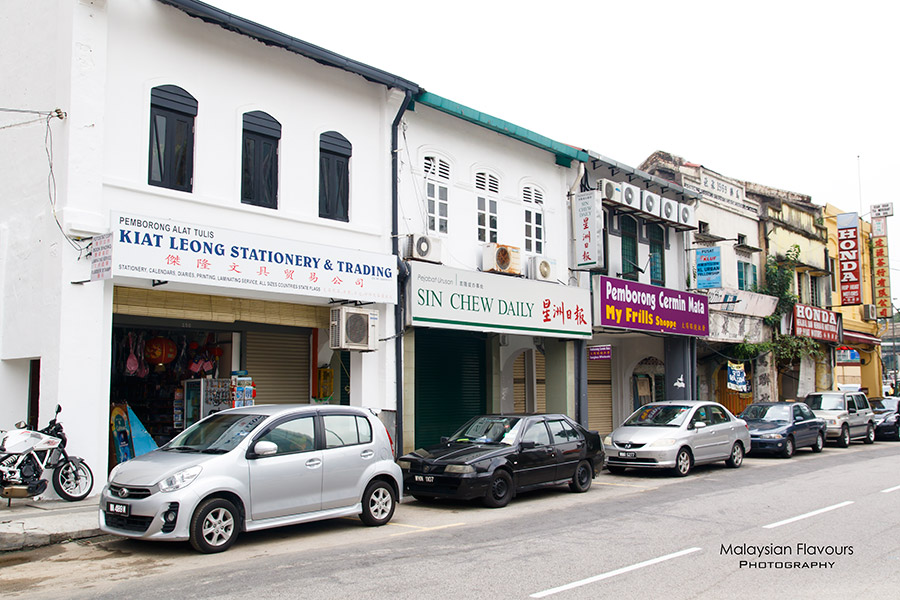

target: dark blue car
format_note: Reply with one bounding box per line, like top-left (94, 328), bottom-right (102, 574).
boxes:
top-left (871, 398), bottom-right (900, 441)
top-left (739, 402), bottom-right (826, 458)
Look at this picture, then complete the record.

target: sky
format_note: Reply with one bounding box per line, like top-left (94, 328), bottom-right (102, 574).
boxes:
top-left (206, 0), bottom-right (899, 306)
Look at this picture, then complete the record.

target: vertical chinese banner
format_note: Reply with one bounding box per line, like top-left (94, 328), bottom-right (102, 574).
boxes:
top-left (872, 215), bottom-right (892, 318)
top-left (573, 191), bottom-right (602, 269)
top-left (836, 213), bottom-right (862, 306)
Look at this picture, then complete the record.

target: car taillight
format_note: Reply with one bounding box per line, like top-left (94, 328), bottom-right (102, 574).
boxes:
top-left (384, 424), bottom-right (394, 455)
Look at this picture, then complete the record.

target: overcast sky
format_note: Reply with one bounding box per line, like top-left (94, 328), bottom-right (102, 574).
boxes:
top-left (206, 0), bottom-right (899, 305)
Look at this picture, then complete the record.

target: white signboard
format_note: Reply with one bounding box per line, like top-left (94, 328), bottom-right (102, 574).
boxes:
top-left (110, 212), bottom-right (396, 304)
top-left (871, 202), bottom-right (894, 218)
top-left (408, 262), bottom-right (592, 338)
top-left (90, 232), bottom-right (113, 281)
top-left (573, 191), bottom-right (602, 269)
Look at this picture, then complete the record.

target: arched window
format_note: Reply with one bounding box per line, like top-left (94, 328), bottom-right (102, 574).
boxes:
top-left (242, 111), bottom-right (281, 209)
top-left (424, 156), bottom-right (450, 234)
top-left (523, 185), bottom-right (544, 254)
top-left (148, 85), bottom-right (197, 192)
top-left (320, 131), bottom-right (351, 222)
top-left (620, 215), bottom-right (639, 280)
top-left (476, 171), bottom-right (499, 243)
top-left (649, 224), bottom-right (665, 286)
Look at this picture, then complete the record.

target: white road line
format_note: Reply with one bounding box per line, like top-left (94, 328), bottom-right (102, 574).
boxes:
top-left (529, 547), bottom-right (702, 598)
top-left (762, 501), bottom-right (854, 529)
top-left (881, 484), bottom-right (900, 494)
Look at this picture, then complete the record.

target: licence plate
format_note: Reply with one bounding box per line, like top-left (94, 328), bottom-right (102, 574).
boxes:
top-left (107, 501), bottom-right (130, 516)
top-left (414, 475), bottom-right (435, 483)
top-left (618, 451), bottom-right (636, 458)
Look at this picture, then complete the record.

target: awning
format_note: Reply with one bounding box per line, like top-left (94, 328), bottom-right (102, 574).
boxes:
top-left (842, 330), bottom-right (881, 346)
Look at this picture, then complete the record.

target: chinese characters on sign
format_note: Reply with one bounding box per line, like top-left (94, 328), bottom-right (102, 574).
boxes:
top-left (588, 345), bottom-right (612, 360)
top-left (696, 246), bottom-right (722, 289)
top-left (793, 303), bottom-right (840, 343)
top-left (595, 275), bottom-right (709, 337)
top-left (573, 191), bottom-right (602, 268)
top-left (871, 215), bottom-right (893, 318)
top-left (836, 213), bottom-right (861, 306)
top-left (90, 232), bottom-right (113, 281)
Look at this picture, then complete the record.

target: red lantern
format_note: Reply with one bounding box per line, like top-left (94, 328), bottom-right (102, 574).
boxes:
top-left (145, 337), bottom-right (177, 365)
top-left (212, 347), bottom-right (224, 358)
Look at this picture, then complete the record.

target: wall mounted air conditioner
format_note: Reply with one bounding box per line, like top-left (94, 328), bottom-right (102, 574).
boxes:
top-left (863, 304), bottom-right (877, 321)
top-left (641, 190), bottom-right (662, 218)
top-left (405, 234), bottom-right (442, 263)
top-left (660, 197), bottom-right (679, 223)
top-left (528, 255), bottom-right (557, 283)
top-left (329, 306), bottom-right (378, 351)
top-left (677, 203), bottom-right (697, 228)
top-left (597, 179), bottom-right (622, 204)
top-left (482, 243), bottom-right (522, 276)
top-left (620, 182), bottom-right (642, 211)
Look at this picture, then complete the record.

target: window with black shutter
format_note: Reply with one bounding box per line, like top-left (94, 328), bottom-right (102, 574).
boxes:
top-left (319, 131), bottom-right (351, 222)
top-left (148, 85), bottom-right (197, 192)
top-left (241, 111), bottom-right (281, 210)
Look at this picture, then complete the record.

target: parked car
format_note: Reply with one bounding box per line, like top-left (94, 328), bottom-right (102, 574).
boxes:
top-left (738, 402), bottom-right (826, 457)
top-left (398, 414), bottom-right (603, 508)
top-left (804, 391), bottom-right (875, 447)
top-left (99, 405), bottom-right (402, 553)
top-left (604, 401), bottom-right (750, 477)
top-left (870, 397), bottom-right (900, 441)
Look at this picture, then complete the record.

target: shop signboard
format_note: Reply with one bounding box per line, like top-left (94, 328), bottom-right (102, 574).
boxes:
top-left (695, 246), bottom-right (721, 289)
top-left (573, 191), bottom-right (602, 269)
top-left (871, 202), bottom-right (894, 218)
top-left (836, 212), bottom-right (862, 306)
top-left (408, 262), bottom-right (592, 338)
top-left (107, 212), bottom-right (397, 304)
top-left (593, 275), bottom-right (709, 336)
top-left (793, 303), bottom-right (840, 343)
top-left (872, 217), bottom-right (892, 319)
top-left (588, 344), bottom-right (611, 360)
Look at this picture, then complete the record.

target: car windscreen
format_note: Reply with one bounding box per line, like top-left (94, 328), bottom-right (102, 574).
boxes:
top-left (804, 394), bottom-right (844, 411)
top-left (163, 413), bottom-right (267, 453)
top-left (450, 416), bottom-right (521, 444)
top-left (623, 405), bottom-right (691, 427)
top-left (740, 404), bottom-right (790, 422)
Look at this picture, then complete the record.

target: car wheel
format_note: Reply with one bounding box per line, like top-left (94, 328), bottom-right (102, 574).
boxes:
top-left (359, 480), bottom-right (396, 526)
top-left (672, 448), bottom-right (692, 477)
top-left (483, 470), bottom-right (513, 508)
top-left (569, 460), bottom-right (593, 493)
top-left (837, 425), bottom-right (850, 448)
top-left (811, 431), bottom-right (825, 453)
top-left (781, 436), bottom-right (795, 459)
top-left (864, 423), bottom-right (875, 444)
top-left (606, 465), bottom-right (627, 475)
top-left (190, 498), bottom-right (239, 553)
top-left (725, 442), bottom-right (744, 468)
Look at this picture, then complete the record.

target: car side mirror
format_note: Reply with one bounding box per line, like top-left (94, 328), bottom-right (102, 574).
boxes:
top-left (692, 421), bottom-right (707, 430)
top-left (15, 420), bottom-right (27, 429)
top-left (520, 440), bottom-right (537, 450)
top-left (252, 440), bottom-right (278, 457)
top-left (440, 436), bottom-right (449, 444)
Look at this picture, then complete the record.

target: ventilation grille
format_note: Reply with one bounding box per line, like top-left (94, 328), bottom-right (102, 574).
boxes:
top-left (475, 172), bottom-right (500, 194)
top-left (424, 156), bottom-right (450, 180)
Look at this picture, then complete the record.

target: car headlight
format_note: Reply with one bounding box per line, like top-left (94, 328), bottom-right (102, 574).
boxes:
top-left (827, 419), bottom-right (838, 426)
top-left (444, 464), bottom-right (475, 474)
top-left (761, 433), bottom-right (783, 439)
top-left (603, 435), bottom-right (612, 446)
top-left (649, 438), bottom-right (677, 447)
top-left (158, 465), bottom-right (202, 492)
top-left (397, 459), bottom-right (412, 470)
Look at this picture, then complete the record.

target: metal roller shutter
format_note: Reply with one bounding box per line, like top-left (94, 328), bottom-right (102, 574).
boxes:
top-left (535, 351), bottom-right (546, 413)
top-left (513, 353), bottom-right (526, 413)
top-left (245, 330), bottom-right (311, 404)
top-left (587, 358), bottom-right (613, 434)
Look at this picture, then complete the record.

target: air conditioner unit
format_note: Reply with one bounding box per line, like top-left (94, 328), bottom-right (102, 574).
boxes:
top-left (660, 197), bottom-right (678, 223)
top-left (528, 256), bottom-right (557, 283)
top-left (641, 190), bottom-right (662, 218)
top-left (863, 304), bottom-right (877, 321)
top-left (597, 179), bottom-right (622, 204)
top-left (329, 306), bottom-right (378, 351)
top-left (482, 243), bottom-right (522, 276)
top-left (620, 182), bottom-right (642, 211)
top-left (405, 234), bottom-right (442, 263)
top-left (677, 203), bottom-right (697, 228)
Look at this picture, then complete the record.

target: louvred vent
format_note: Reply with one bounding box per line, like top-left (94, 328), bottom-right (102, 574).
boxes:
top-left (475, 172), bottom-right (499, 194)
top-left (425, 156), bottom-right (450, 180)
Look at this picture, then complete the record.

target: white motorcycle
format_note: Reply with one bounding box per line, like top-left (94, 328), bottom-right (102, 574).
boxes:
top-left (0, 405), bottom-right (93, 502)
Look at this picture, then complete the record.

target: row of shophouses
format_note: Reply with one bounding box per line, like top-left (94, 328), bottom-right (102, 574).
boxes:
top-left (1, 0), bottom-right (892, 475)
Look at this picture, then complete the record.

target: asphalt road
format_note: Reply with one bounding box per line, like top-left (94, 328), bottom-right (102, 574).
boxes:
top-left (2, 440), bottom-right (899, 599)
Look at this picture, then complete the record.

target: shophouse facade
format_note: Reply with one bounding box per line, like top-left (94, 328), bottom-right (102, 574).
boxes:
top-left (396, 94), bottom-right (592, 451)
top-left (1, 0), bottom-right (420, 478)
top-left (640, 152), bottom-right (777, 414)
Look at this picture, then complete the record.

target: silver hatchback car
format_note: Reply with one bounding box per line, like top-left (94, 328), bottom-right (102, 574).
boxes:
top-left (604, 401), bottom-right (751, 477)
top-left (99, 405), bottom-right (402, 552)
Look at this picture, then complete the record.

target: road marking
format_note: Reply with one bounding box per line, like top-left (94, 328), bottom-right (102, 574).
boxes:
top-left (881, 484), bottom-right (900, 494)
top-left (529, 547), bottom-right (702, 598)
top-left (388, 522), bottom-right (464, 536)
top-left (762, 501), bottom-right (854, 529)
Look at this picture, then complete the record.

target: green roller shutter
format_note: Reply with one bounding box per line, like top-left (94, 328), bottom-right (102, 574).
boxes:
top-left (414, 329), bottom-right (487, 448)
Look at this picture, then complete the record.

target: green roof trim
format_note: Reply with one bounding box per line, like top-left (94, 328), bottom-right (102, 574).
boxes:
top-left (416, 92), bottom-right (589, 167)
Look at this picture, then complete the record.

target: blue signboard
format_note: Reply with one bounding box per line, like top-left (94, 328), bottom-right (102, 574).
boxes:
top-left (696, 247), bottom-right (722, 289)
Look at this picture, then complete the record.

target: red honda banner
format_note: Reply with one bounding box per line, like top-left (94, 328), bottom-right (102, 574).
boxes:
top-left (836, 213), bottom-right (861, 306)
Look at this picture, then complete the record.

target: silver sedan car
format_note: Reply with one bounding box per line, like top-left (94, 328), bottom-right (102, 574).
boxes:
top-left (99, 404), bottom-right (402, 552)
top-left (603, 401), bottom-right (751, 477)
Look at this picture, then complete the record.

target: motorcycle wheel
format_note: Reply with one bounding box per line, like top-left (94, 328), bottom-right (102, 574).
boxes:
top-left (52, 459), bottom-right (93, 501)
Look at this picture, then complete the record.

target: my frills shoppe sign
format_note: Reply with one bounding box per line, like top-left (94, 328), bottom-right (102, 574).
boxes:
top-left (407, 262), bottom-right (592, 338)
top-left (594, 275), bottom-right (709, 336)
top-left (92, 213), bottom-right (397, 304)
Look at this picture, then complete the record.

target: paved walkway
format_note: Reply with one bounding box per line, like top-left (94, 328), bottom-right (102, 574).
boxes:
top-left (0, 496), bottom-right (101, 552)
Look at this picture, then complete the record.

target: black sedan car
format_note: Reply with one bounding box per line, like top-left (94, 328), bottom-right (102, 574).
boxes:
top-left (871, 397), bottom-right (900, 441)
top-left (398, 414), bottom-right (603, 508)
top-left (739, 402), bottom-right (826, 458)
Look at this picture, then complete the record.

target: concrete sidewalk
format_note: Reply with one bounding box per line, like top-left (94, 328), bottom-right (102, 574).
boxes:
top-left (0, 496), bottom-right (101, 552)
